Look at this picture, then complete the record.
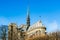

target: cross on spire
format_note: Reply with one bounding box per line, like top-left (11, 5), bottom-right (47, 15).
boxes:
top-left (27, 0), bottom-right (30, 15)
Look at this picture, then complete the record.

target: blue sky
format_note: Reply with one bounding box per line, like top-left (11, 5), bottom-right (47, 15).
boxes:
top-left (0, 0), bottom-right (60, 32)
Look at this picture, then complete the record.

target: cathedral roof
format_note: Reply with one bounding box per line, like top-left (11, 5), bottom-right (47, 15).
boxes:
top-left (27, 20), bottom-right (46, 32)
top-left (18, 24), bottom-right (27, 32)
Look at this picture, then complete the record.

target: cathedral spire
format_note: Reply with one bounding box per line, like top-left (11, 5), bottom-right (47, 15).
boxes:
top-left (26, 0), bottom-right (30, 30)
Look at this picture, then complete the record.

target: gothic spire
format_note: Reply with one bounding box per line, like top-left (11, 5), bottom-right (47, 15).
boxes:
top-left (26, 0), bottom-right (30, 30)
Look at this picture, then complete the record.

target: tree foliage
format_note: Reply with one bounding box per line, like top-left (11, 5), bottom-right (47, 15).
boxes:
top-left (26, 31), bottom-right (60, 40)
top-left (0, 25), bottom-right (8, 40)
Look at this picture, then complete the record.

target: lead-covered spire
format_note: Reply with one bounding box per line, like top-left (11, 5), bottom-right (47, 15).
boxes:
top-left (26, 0), bottom-right (30, 30)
